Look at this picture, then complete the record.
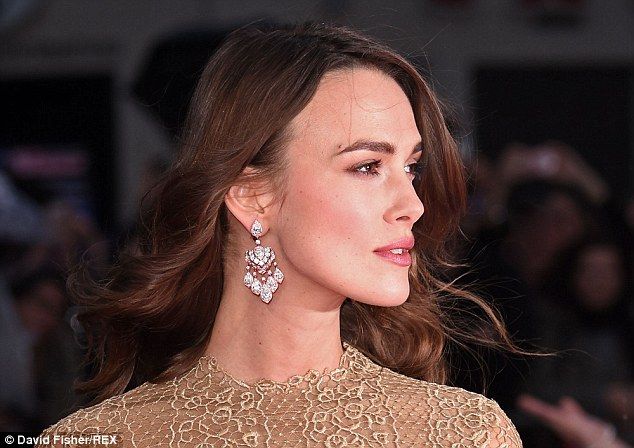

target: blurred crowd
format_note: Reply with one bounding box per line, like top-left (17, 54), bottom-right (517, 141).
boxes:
top-left (0, 141), bottom-right (632, 447)
top-left (458, 141), bottom-right (633, 447)
top-left (0, 171), bottom-right (110, 431)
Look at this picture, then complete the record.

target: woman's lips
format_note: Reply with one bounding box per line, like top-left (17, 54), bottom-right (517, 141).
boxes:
top-left (374, 249), bottom-right (412, 267)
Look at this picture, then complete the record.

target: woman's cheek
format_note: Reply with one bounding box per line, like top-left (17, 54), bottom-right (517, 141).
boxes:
top-left (280, 179), bottom-right (366, 256)
top-left (306, 182), bottom-right (369, 237)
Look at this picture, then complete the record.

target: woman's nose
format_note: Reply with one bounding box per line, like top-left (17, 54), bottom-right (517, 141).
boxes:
top-left (384, 179), bottom-right (425, 224)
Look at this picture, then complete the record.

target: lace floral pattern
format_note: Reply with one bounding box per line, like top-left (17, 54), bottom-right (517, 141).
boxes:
top-left (37, 343), bottom-right (522, 447)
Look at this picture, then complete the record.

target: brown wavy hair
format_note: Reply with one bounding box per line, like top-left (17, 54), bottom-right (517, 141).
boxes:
top-left (70, 22), bottom-right (516, 404)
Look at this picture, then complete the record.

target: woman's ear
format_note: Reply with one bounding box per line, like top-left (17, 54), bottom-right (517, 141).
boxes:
top-left (224, 169), bottom-right (276, 234)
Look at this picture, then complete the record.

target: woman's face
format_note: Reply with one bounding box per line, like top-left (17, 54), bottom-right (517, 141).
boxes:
top-left (270, 67), bottom-right (425, 307)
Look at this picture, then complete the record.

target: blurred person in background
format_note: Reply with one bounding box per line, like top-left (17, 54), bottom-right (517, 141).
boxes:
top-left (0, 269), bottom-right (81, 431)
top-left (0, 171), bottom-right (104, 431)
top-left (455, 142), bottom-right (618, 445)
top-left (456, 178), bottom-right (598, 410)
top-left (459, 143), bottom-right (606, 349)
top-left (0, 170), bottom-right (47, 430)
top-left (462, 141), bottom-right (609, 243)
top-left (519, 236), bottom-right (633, 446)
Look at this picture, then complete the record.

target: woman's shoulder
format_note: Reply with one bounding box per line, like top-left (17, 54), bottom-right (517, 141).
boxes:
top-left (378, 364), bottom-right (503, 406)
top-left (36, 380), bottom-right (175, 447)
top-left (376, 367), bottom-right (522, 447)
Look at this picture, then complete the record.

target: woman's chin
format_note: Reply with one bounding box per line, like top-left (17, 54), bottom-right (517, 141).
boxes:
top-left (350, 287), bottom-right (410, 307)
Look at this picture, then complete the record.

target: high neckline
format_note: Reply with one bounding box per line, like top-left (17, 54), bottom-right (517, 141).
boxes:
top-left (195, 341), bottom-right (372, 390)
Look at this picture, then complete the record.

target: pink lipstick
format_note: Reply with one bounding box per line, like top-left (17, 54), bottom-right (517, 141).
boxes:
top-left (374, 249), bottom-right (412, 266)
top-left (374, 237), bottom-right (414, 267)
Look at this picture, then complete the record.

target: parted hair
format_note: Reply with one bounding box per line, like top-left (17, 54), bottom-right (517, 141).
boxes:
top-left (70, 22), bottom-right (515, 403)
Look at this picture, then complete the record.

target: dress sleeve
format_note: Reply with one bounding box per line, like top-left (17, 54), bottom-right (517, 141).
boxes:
top-left (486, 400), bottom-right (523, 448)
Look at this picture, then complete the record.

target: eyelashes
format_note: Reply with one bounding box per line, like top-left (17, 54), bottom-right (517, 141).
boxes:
top-left (351, 159), bottom-right (427, 181)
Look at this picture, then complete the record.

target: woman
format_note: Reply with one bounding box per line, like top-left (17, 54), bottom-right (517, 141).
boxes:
top-left (38, 23), bottom-right (521, 447)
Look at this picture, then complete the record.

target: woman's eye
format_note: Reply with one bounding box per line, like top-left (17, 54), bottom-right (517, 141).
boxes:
top-left (405, 161), bottom-right (426, 181)
top-left (351, 159), bottom-right (426, 181)
top-left (353, 160), bottom-right (382, 176)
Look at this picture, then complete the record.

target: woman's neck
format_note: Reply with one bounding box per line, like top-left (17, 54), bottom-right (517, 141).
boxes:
top-left (204, 278), bottom-right (346, 384)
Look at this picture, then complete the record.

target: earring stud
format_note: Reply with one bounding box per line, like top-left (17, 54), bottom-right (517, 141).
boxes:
top-left (243, 219), bottom-right (284, 303)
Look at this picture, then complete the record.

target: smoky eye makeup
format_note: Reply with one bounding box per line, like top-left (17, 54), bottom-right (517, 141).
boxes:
top-left (350, 159), bottom-right (383, 176)
top-left (349, 158), bottom-right (427, 180)
top-left (406, 158), bottom-right (427, 178)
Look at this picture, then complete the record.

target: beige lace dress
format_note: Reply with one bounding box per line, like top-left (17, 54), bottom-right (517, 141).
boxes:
top-left (37, 342), bottom-right (522, 447)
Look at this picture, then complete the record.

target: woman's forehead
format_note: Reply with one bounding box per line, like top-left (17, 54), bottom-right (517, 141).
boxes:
top-left (289, 67), bottom-right (421, 157)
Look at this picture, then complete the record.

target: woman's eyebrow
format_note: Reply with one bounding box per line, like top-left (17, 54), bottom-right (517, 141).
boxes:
top-left (335, 140), bottom-right (423, 156)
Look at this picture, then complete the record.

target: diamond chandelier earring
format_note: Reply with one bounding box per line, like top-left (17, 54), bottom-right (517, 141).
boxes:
top-left (243, 219), bottom-right (284, 303)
